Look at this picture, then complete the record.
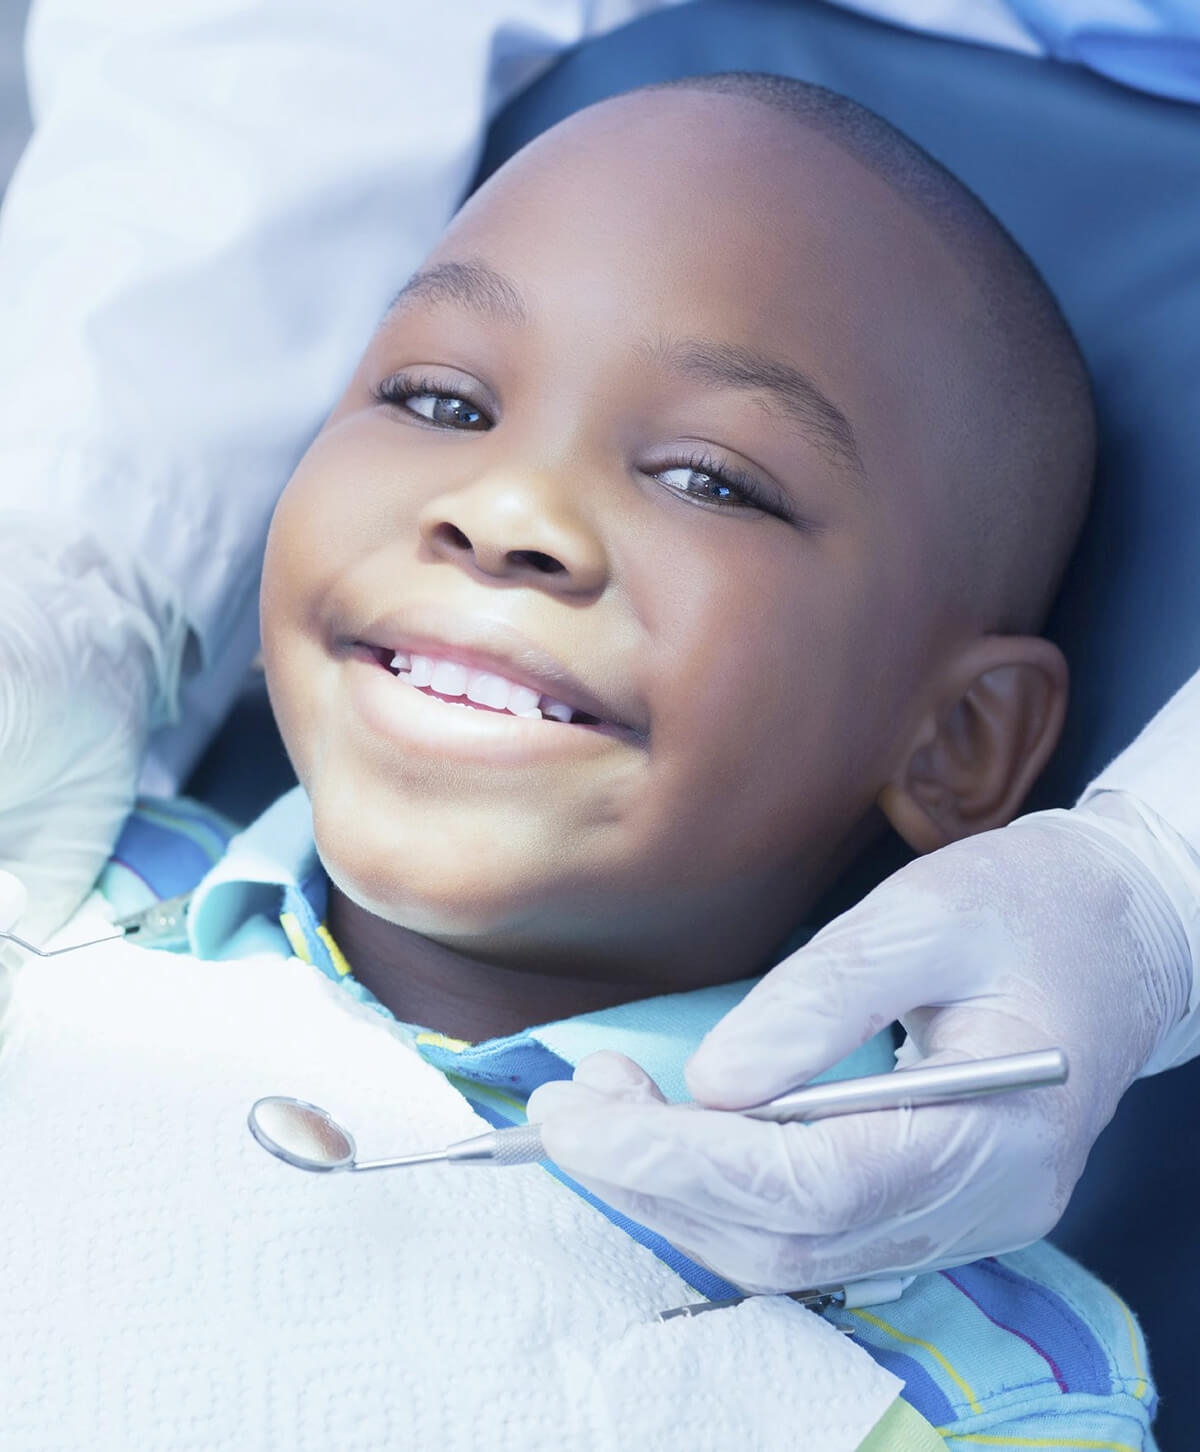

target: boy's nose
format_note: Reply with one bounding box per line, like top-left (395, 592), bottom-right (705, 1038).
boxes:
top-left (417, 473), bottom-right (609, 595)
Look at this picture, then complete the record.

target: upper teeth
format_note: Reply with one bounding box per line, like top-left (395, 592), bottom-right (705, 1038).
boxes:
top-left (389, 651), bottom-right (577, 723)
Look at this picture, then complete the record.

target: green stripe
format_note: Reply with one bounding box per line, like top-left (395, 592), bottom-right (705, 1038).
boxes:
top-left (132, 800), bottom-right (232, 865)
top-left (860, 1398), bottom-right (948, 1452)
top-left (442, 1070), bottom-right (528, 1121)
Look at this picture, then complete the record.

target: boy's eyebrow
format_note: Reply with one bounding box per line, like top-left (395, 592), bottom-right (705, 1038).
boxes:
top-left (388, 261), bottom-right (528, 327)
top-left (387, 265), bottom-right (862, 477)
top-left (663, 339), bottom-right (864, 479)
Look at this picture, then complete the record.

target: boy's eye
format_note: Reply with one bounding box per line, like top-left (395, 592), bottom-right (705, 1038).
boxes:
top-left (656, 463), bottom-right (761, 511)
top-left (374, 372), bottom-right (494, 430)
top-left (658, 465), bottom-right (736, 504)
top-left (404, 393), bottom-right (489, 430)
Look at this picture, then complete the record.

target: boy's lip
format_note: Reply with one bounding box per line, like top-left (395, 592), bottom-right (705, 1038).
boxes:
top-left (348, 608), bottom-right (647, 742)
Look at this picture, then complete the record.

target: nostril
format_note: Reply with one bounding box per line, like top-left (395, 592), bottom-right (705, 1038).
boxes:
top-left (509, 549), bottom-right (565, 575)
top-left (431, 522), bottom-right (472, 551)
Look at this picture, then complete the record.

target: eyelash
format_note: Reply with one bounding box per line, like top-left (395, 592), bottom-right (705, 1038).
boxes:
top-left (374, 371), bottom-right (488, 424)
top-left (372, 371), bottom-right (791, 520)
top-left (659, 449), bottom-right (787, 517)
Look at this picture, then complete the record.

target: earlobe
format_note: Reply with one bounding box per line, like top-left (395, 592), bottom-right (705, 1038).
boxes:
top-left (879, 636), bottom-right (1069, 853)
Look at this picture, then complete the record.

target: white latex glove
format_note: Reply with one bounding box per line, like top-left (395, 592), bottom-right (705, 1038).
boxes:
top-left (0, 513), bottom-right (186, 942)
top-left (0, 868), bottom-right (27, 935)
top-left (527, 795), bottom-right (1198, 1292)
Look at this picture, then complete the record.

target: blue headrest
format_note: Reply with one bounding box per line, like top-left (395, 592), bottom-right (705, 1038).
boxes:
top-left (477, 0), bottom-right (1200, 808)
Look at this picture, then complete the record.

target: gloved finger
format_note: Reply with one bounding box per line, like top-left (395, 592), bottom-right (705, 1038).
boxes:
top-left (525, 1079), bottom-right (612, 1122)
top-left (539, 1093), bottom-right (966, 1237)
top-left (527, 1053), bottom-right (668, 1123)
top-left (685, 870), bottom-right (1008, 1107)
top-left (540, 1102), bottom-right (1052, 1293)
top-left (571, 1050), bottom-right (668, 1103)
top-left (551, 1156), bottom-right (939, 1292)
top-left (610, 1193), bottom-right (931, 1293)
top-left (541, 1060), bottom-right (1062, 1234)
top-left (0, 868), bottom-right (28, 934)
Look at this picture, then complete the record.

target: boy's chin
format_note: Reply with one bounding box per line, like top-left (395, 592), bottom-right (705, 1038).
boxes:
top-left (316, 831), bottom-right (561, 943)
top-left (334, 880), bottom-right (532, 941)
top-left (308, 769), bottom-right (601, 937)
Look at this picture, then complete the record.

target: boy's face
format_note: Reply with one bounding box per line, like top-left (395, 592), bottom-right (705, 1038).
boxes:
top-left (262, 92), bottom-right (979, 990)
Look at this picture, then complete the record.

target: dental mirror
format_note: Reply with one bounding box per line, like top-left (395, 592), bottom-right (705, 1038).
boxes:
top-left (249, 1094), bottom-right (548, 1172)
top-left (249, 1096), bottom-right (357, 1171)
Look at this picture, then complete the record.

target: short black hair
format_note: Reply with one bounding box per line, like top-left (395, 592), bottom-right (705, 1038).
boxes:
top-left (649, 73), bottom-right (1096, 633)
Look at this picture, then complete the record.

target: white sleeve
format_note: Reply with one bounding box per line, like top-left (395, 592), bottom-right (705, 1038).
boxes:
top-left (1079, 667), bottom-right (1200, 1070)
top-left (0, 0), bottom-right (689, 789)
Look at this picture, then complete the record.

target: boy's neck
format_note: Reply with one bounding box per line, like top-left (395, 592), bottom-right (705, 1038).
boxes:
top-left (325, 886), bottom-right (665, 1041)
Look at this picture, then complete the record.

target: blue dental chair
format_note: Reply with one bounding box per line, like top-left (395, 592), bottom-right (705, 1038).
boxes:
top-left (185, 0), bottom-right (1200, 1438)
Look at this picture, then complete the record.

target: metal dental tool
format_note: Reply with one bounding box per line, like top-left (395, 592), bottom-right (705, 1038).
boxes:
top-left (247, 1046), bottom-right (1068, 1175)
top-left (1, 925), bottom-right (128, 956)
top-left (248, 1095), bottom-right (547, 1172)
top-left (249, 1050), bottom-right (1066, 1325)
top-left (0, 890), bottom-right (195, 957)
top-left (656, 1278), bottom-right (910, 1323)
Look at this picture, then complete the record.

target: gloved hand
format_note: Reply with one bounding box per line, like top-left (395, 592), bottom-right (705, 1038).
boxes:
top-left (527, 795), bottom-right (1198, 1292)
top-left (0, 513), bottom-right (186, 942)
top-left (0, 867), bottom-right (27, 935)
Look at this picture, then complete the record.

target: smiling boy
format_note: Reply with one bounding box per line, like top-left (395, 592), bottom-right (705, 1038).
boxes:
top-left (262, 75), bottom-right (1088, 1043)
top-left (38, 74), bottom-right (1155, 1451)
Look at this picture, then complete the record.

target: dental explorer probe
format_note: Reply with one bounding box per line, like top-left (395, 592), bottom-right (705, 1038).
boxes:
top-left (0, 869), bottom-right (127, 956)
top-left (0, 865), bottom-right (193, 956)
top-left (0, 926), bottom-right (128, 957)
top-left (247, 1046), bottom-right (1068, 1175)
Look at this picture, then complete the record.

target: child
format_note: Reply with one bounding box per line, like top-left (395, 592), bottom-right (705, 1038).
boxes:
top-left (6, 76), bottom-right (1154, 1451)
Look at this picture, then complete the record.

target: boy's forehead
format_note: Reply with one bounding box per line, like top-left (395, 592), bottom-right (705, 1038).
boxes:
top-left (436, 90), bottom-right (958, 314)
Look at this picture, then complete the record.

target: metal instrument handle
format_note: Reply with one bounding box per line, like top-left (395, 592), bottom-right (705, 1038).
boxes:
top-left (446, 1122), bottom-right (548, 1166)
top-left (743, 1048), bottom-right (1068, 1124)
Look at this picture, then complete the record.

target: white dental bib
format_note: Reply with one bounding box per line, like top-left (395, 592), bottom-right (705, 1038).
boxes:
top-left (0, 907), bottom-right (900, 1451)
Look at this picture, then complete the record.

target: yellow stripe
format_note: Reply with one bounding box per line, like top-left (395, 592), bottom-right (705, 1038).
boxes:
top-left (281, 913), bottom-right (354, 979)
top-left (415, 1030), bottom-right (474, 1053)
top-left (316, 923), bottom-right (353, 978)
top-left (852, 1309), bottom-right (982, 1416)
top-left (279, 911), bottom-right (312, 964)
top-left (941, 1436), bottom-right (1138, 1451)
top-left (1110, 1290), bottom-right (1148, 1399)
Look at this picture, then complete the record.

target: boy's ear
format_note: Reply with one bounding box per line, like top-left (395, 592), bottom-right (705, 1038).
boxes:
top-left (878, 635), bottom-right (1068, 854)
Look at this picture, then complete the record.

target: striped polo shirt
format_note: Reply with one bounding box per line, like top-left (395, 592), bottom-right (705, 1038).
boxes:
top-left (99, 790), bottom-right (1159, 1452)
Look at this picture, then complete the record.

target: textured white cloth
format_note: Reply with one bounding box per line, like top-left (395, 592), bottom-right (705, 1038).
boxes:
top-left (0, 906), bottom-right (900, 1452)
